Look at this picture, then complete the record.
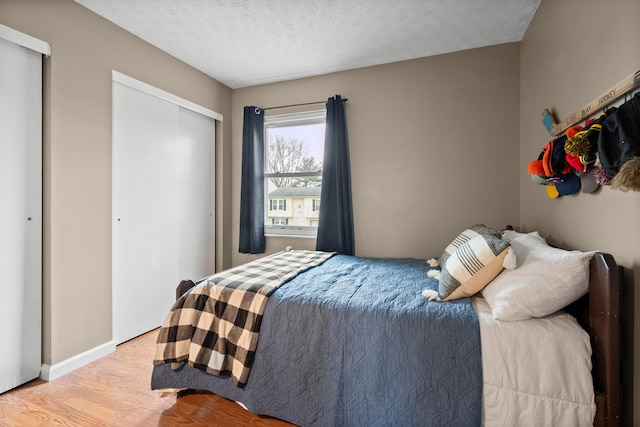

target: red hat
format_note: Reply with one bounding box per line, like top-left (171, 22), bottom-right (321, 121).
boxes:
top-left (565, 152), bottom-right (596, 173)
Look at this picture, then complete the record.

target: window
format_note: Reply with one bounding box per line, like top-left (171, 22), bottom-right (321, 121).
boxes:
top-left (270, 199), bottom-right (286, 211)
top-left (264, 110), bottom-right (325, 237)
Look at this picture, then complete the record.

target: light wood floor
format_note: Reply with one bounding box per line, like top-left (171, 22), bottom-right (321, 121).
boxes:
top-left (0, 330), bottom-right (295, 426)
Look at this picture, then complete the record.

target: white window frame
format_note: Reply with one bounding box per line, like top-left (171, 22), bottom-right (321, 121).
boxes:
top-left (264, 109), bottom-right (325, 238)
top-left (269, 199), bottom-right (287, 211)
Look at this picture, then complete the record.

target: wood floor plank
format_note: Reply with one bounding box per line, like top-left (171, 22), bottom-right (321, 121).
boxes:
top-left (0, 330), bottom-right (295, 426)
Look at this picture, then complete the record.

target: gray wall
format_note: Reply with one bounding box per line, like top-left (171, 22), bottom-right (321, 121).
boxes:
top-left (232, 43), bottom-right (521, 266)
top-left (520, 0), bottom-right (639, 423)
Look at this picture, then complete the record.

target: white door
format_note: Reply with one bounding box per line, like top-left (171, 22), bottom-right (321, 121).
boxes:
top-left (0, 36), bottom-right (42, 393)
top-left (112, 82), bottom-right (180, 344)
top-left (178, 107), bottom-right (215, 279)
top-left (112, 79), bottom-right (216, 345)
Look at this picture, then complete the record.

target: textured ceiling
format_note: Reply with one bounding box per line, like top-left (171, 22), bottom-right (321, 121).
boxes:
top-left (74, 0), bottom-right (541, 89)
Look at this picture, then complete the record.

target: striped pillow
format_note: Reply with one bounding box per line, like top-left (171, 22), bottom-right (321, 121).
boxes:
top-left (439, 224), bottom-right (501, 269)
top-left (438, 234), bottom-right (510, 301)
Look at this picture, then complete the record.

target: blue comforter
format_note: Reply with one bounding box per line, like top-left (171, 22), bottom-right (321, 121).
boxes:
top-left (151, 255), bottom-right (482, 426)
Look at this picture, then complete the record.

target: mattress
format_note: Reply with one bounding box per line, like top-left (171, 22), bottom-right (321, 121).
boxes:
top-left (473, 296), bottom-right (595, 426)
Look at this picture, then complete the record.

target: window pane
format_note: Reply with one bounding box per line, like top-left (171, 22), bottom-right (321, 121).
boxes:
top-left (264, 111), bottom-right (325, 237)
top-left (266, 123), bottom-right (325, 175)
top-left (265, 177), bottom-right (322, 228)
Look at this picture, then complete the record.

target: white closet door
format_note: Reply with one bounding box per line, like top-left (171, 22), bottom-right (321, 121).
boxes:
top-left (113, 80), bottom-right (216, 345)
top-left (112, 82), bottom-right (181, 344)
top-left (0, 37), bottom-right (42, 392)
top-left (178, 107), bottom-right (215, 279)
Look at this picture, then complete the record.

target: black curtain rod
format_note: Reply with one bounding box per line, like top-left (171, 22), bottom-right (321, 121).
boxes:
top-left (262, 98), bottom-right (348, 111)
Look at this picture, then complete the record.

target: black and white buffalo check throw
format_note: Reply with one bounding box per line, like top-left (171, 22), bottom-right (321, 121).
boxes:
top-left (153, 249), bottom-right (335, 387)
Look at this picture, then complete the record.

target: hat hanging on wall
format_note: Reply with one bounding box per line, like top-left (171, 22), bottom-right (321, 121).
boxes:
top-left (530, 92), bottom-right (640, 196)
top-left (597, 93), bottom-right (640, 191)
top-left (563, 112), bottom-right (609, 175)
top-left (528, 137), bottom-right (573, 178)
top-left (528, 135), bottom-right (582, 197)
top-left (564, 112), bottom-right (608, 158)
top-left (554, 173), bottom-right (581, 195)
top-left (593, 166), bottom-right (614, 186)
top-left (580, 168), bottom-right (600, 193)
top-left (546, 185), bottom-right (560, 198)
top-left (535, 69), bottom-right (640, 195)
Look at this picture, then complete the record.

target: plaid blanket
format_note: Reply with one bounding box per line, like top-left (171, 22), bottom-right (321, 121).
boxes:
top-left (153, 249), bottom-right (335, 387)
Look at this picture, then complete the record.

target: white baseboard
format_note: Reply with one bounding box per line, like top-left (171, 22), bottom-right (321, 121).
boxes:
top-left (40, 340), bottom-right (116, 382)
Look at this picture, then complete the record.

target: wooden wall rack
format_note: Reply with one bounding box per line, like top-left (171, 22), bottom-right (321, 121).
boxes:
top-left (541, 70), bottom-right (640, 136)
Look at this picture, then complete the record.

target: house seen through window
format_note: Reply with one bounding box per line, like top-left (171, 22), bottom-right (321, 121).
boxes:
top-left (264, 110), bottom-right (325, 237)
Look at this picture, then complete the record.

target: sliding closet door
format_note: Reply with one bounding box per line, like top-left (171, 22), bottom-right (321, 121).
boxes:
top-left (0, 36), bottom-right (42, 393)
top-left (112, 83), bottom-right (180, 344)
top-left (112, 76), bottom-right (216, 345)
top-left (178, 107), bottom-right (215, 279)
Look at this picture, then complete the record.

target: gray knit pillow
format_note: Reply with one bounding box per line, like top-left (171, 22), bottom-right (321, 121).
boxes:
top-left (438, 234), bottom-right (510, 301)
top-left (439, 224), bottom-right (501, 269)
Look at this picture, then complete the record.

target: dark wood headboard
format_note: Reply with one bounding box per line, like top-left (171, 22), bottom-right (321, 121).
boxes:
top-left (565, 252), bottom-right (622, 427)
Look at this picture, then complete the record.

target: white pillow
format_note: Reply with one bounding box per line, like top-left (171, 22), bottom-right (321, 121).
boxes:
top-left (482, 234), bottom-right (596, 321)
top-left (501, 229), bottom-right (543, 243)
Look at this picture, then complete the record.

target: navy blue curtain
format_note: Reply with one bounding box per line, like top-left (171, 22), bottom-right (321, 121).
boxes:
top-left (316, 95), bottom-right (354, 255)
top-left (239, 106), bottom-right (266, 254)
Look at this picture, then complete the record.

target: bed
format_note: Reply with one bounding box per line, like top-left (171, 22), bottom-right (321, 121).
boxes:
top-left (151, 227), bottom-right (623, 427)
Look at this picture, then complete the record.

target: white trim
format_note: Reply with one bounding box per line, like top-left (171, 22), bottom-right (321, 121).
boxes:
top-left (264, 109), bottom-right (325, 127)
top-left (40, 340), bottom-right (116, 382)
top-left (112, 70), bottom-right (223, 121)
top-left (0, 24), bottom-right (51, 56)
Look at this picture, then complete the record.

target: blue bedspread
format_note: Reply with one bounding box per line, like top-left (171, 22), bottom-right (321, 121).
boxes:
top-left (151, 255), bottom-right (482, 426)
